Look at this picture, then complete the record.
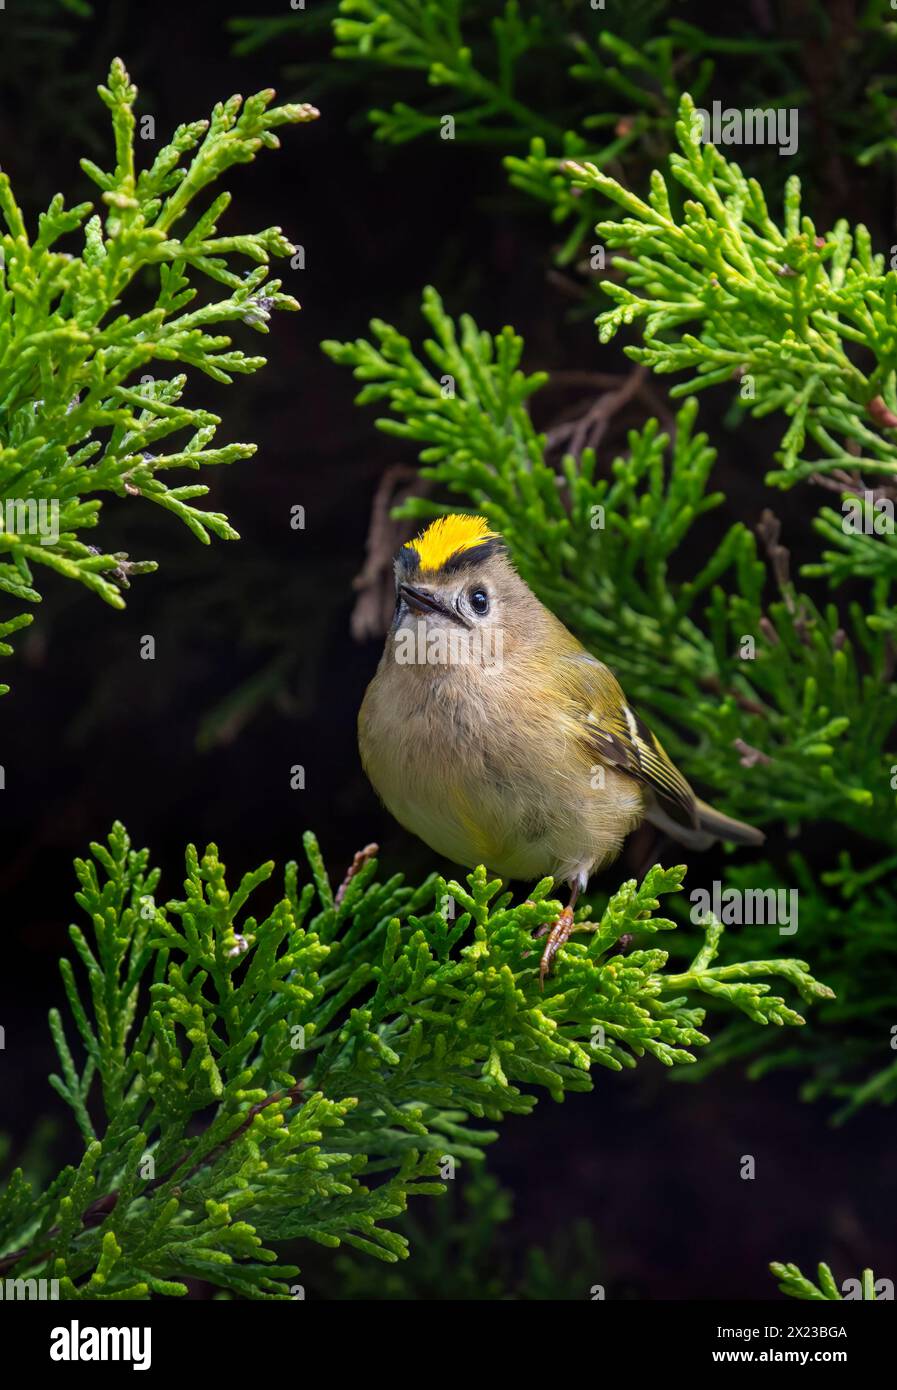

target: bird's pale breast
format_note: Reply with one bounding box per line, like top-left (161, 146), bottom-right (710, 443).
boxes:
top-left (359, 659), bottom-right (643, 884)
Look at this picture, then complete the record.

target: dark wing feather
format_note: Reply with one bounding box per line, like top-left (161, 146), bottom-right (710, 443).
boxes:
top-left (566, 654), bottom-right (699, 828)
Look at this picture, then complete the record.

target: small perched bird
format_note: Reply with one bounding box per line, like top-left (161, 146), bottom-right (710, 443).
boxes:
top-left (359, 515), bottom-right (763, 984)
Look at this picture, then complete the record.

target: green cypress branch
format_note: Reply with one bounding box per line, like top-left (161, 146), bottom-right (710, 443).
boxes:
top-left (0, 58), bottom-right (317, 692)
top-left (570, 92), bottom-right (897, 521)
top-left (234, 1), bottom-right (801, 267)
top-left (0, 823), bottom-right (827, 1297)
top-left (770, 1261), bottom-right (884, 1301)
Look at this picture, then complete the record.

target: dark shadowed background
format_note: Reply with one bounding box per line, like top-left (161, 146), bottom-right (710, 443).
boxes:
top-left (0, 0), bottom-right (893, 1299)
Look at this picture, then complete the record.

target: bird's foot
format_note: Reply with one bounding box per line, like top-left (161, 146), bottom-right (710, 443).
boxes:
top-left (335, 842), bottom-right (379, 907)
top-left (535, 906), bottom-right (575, 990)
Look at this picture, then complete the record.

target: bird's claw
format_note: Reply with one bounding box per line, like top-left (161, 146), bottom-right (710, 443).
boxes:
top-left (537, 906), bottom-right (575, 990)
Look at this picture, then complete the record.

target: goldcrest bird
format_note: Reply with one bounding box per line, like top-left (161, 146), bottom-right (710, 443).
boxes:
top-left (358, 515), bottom-right (764, 985)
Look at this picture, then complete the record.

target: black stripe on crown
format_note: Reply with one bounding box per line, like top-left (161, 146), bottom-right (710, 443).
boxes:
top-left (396, 545), bottom-right (421, 575)
top-left (436, 538), bottom-right (507, 573)
top-left (395, 536), bottom-right (506, 576)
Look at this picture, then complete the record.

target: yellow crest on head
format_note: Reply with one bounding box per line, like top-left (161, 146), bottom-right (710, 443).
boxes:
top-left (407, 515), bottom-right (500, 572)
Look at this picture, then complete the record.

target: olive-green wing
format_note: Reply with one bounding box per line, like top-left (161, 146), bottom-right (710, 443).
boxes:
top-left (565, 653), bottom-right (699, 828)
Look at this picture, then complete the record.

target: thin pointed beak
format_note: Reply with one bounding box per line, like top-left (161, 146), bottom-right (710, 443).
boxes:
top-left (398, 583), bottom-right (453, 619)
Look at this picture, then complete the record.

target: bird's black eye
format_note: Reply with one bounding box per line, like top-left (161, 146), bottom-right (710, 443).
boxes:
top-left (468, 587), bottom-right (489, 616)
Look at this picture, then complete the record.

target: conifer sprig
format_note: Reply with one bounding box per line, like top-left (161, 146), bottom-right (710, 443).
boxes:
top-left (0, 823), bottom-right (826, 1297)
top-left (770, 1261), bottom-right (883, 1301)
top-left (0, 58), bottom-right (316, 692)
top-left (570, 93), bottom-right (897, 514)
top-left (325, 1), bottom-right (795, 264)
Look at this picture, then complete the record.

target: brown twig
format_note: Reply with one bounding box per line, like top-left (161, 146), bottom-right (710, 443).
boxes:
top-left (759, 616), bottom-right (780, 646)
top-left (546, 364), bottom-right (649, 458)
top-left (756, 509), bottom-right (792, 597)
top-left (809, 468), bottom-right (897, 504)
top-left (178, 1080), bottom-right (307, 1185)
top-left (546, 268), bottom-right (590, 302)
top-left (699, 674), bottom-right (768, 717)
top-left (867, 395), bottom-right (897, 430)
top-left (695, 672), bottom-right (767, 717)
top-left (540, 371), bottom-right (629, 391)
top-left (734, 738), bottom-right (773, 768)
top-left (756, 509), bottom-right (821, 646)
top-left (637, 378), bottom-right (678, 438)
top-left (350, 465), bottom-right (428, 642)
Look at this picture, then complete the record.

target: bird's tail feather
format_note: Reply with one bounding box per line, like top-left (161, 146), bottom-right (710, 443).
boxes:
top-left (695, 798), bottom-right (765, 847)
top-left (646, 797), bottom-right (764, 850)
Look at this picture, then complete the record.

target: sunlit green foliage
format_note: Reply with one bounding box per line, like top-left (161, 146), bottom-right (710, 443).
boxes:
top-left (0, 824), bottom-right (825, 1296)
top-left (0, 58), bottom-right (315, 692)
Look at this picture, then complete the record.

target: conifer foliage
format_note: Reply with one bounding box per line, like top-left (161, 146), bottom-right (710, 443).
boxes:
top-left (0, 824), bottom-right (826, 1296)
top-left (0, 59), bottom-right (315, 693)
